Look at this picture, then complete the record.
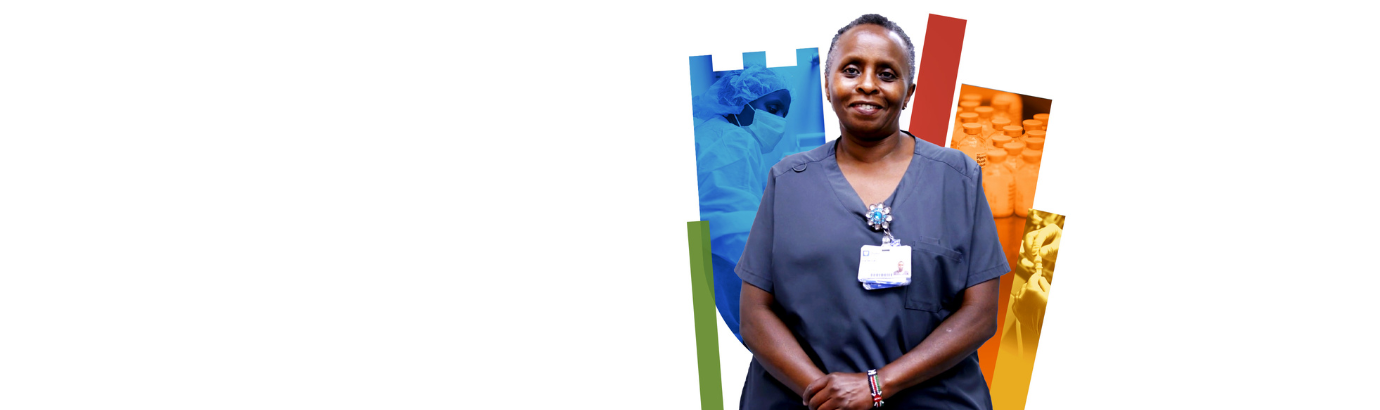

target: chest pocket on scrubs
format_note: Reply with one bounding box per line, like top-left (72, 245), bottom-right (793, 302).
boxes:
top-left (903, 236), bottom-right (965, 313)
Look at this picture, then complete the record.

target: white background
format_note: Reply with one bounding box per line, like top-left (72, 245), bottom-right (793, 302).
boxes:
top-left (2, 1), bottom-right (1377, 409)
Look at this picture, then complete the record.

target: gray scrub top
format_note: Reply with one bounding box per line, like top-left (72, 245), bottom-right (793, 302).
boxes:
top-left (735, 132), bottom-right (1010, 410)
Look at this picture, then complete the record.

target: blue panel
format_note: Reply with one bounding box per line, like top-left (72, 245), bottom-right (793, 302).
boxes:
top-left (742, 51), bottom-right (767, 69)
top-left (687, 48), bottom-right (827, 343)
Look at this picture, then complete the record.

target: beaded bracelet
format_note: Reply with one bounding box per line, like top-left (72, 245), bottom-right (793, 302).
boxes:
top-left (867, 369), bottom-right (884, 407)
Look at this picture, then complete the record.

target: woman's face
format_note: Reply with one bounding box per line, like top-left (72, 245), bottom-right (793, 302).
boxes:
top-left (826, 25), bottom-right (915, 140)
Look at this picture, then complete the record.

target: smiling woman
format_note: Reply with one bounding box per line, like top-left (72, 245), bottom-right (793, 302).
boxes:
top-left (826, 22), bottom-right (914, 142)
top-left (735, 14), bottom-right (1010, 410)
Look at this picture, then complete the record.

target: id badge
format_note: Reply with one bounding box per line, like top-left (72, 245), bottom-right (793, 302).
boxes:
top-left (859, 244), bottom-right (911, 290)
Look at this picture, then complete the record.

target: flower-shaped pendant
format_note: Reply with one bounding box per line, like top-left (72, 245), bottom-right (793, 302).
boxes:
top-left (867, 203), bottom-right (892, 231)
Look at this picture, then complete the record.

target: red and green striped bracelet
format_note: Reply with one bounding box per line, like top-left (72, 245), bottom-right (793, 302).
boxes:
top-left (867, 369), bottom-right (884, 407)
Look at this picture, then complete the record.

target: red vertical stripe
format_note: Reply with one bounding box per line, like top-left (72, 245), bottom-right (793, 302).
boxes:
top-left (909, 14), bottom-right (1005, 386)
top-left (910, 14), bottom-right (966, 146)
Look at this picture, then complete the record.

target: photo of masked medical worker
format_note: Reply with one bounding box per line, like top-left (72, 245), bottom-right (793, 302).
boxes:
top-left (690, 51), bottom-right (826, 344)
top-left (736, 14), bottom-right (1009, 410)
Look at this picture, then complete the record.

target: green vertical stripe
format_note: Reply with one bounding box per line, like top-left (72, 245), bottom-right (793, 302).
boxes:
top-left (687, 221), bottom-right (723, 410)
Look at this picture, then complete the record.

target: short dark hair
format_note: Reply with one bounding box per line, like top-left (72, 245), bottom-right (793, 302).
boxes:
top-left (825, 14), bottom-right (916, 86)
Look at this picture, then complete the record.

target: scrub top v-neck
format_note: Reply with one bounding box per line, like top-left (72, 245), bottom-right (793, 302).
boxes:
top-left (735, 132), bottom-right (1010, 410)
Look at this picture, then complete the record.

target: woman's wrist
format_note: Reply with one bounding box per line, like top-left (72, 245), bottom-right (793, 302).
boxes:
top-left (797, 369), bottom-right (827, 397)
top-left (876, 366), bottom-right (903, 400)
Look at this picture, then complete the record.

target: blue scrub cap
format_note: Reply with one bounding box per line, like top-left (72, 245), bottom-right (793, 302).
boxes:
top-left (692, 64), bottom-right (788, 119)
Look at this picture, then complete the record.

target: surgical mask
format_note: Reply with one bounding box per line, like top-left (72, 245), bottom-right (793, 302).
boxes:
top-left (734, 105), bottom-right (787, 151)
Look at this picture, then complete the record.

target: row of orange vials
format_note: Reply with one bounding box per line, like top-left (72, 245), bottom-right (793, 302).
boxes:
top-left (948, 95), bottom-right (1050, 219)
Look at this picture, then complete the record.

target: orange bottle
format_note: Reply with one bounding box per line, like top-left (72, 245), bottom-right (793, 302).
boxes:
top-left (1026, 136), bottom-right (1046, 152)
top-left (1002, 141), bottom-right (1025, 174)
top-left (1002, 125), bottom-right (1026, 151)
top-left (992, 92), bottom-right (1022, 122)
top-left (990, 117), bottom-right (1012, 140)
top-left (974, 106), bottom-right (996, 137)
top-left (1033, 113), bottom-right (1049, 130)
top-left (991, 99), bottom-right (1015, 125)
top-left (953, 112), bottom-right (981, 148)
top-left (990, 131), bottom-right (1013, 152)
top-left (956, 123), bottom-right (990, 164)
top-left (954, 101), bottom-right (980, 139)
top-left (1013, 149), bottom-right (1042, 218)
top-left (1024, 129), bottom-right (1046, 147)
top-left (982, 148), bottom-right (1015, 218)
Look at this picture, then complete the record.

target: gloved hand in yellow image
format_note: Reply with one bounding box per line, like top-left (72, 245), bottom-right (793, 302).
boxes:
top-left (1013, 254), bottom-right (1051, 335)
top-left (1018, 221), bottom-right (1061, 280)
top-left (1012, 217), bottom-right (1060, 350)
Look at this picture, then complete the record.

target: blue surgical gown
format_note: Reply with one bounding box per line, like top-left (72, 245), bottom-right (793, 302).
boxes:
top-left (694, 115), bottom-right (769, 343)
top-left (734, 132), bottom-right (1010, 409)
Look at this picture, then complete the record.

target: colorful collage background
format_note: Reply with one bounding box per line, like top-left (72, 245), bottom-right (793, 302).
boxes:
top-left (687, 14), bottom-right (1066, 410)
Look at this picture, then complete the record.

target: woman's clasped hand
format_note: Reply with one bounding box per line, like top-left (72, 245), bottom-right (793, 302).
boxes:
top-left (802, 372), bottom-right (875, 410)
